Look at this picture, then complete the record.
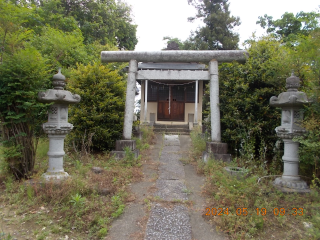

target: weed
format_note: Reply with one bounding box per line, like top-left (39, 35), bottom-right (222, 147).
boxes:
top-left (69, 193), bottom-right (86, 208)
top-left (143, 198), bottom-right (152, 211)
top-left (111, 195), bottom-right (125, 218)
top-left (36, 230), bottom-right (49, 240)
top-left (190, 126), bottom-right (206, 158)
top-left (3, 176), bottom-right (14, 193)
top-left (75, 160), bottom-right (83, 170)
top-left (0, 231), bottom-right (13, 240)
top-left (97, 227), bottom-right (108, 238)
top-left (182, 188), bottom-right (192, 195)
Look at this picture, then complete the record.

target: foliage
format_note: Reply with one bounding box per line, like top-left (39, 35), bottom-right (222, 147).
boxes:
top-left (257, 11), bottom-right (320, 43)
top-left (186, 0), bottom-right (240, 50)
top-left (0, 0), bottom-right (33, 63)
top-left (291, 29), bottom-right (320, 179)
top-left (0, 0), bottom-right (137, 179)
top-left (162, 36), bottom-right (185, 50)
top-left (67, 62), bottom-right (126, 152)
top-left (31, 0), bottom-right (138, 49)
top-left (0, 48), bottom-right (51, 179)
top-left (216, 37), bottom-right (291, 164)
top-left (29, 27), bottom-right (89, 69)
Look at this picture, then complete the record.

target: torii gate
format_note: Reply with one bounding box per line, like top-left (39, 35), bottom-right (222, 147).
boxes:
top-left (101, 50), bottom-right (248, 160)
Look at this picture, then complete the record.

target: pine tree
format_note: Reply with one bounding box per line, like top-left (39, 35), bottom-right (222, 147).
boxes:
top-left (186, 0), bottom-right (240, 50)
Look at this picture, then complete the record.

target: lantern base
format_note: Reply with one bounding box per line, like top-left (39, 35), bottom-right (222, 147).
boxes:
top-left (273, 177), bottom-right (310, 193)
top-left (42, 171), bottom-right (69, 181)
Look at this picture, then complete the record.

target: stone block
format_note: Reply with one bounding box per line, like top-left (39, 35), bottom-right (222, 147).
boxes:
top-left (188, 113), bottom-right (194, 123)
top-left (213, 153), bottom-right (232, 162)
top-left (150, 113), bottom-right (155, 126)
top-left (111, 149), bottom-right (139, 160)
top-left (206, 142), bottom-right (228, 154)
top-left (115, 140), bottom-right (136, 151)
top-left (202, 151), bottom-right (231, 163)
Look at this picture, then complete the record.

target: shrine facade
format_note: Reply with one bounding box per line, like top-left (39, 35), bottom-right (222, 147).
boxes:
top-left (137, 62), bottom-right (206, 125)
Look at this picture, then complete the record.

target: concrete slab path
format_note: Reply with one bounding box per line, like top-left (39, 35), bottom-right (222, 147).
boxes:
top-left (106, 134), bottom-right (227, 240)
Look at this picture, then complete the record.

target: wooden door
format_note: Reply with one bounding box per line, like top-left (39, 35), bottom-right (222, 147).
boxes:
top-left (157, 85), bottom-right (170, 120)
top-left (157, 85), bottom-right (184, 121)
top-left (170, 85), bottom-right (184, 121)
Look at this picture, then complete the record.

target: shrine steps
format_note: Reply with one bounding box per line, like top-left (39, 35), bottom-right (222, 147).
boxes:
top-left (153, 124), bottom-right (190, 135)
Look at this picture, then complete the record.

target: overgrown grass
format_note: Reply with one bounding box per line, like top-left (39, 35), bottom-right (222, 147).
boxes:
top-left (0, 127), bottom-right (154, 239)
top-left (189, 127), bottom-right (320, 239)
top-left (134, 125), bottom-right (155, 151)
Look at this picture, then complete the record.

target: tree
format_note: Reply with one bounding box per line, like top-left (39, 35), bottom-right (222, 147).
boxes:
top-left (0, 48), bottom-right (51, 179)
top-left (32, 0), bottom-right (138, 49)
top-left (257, 11), bottom-right (320, 42)
top-left (186, 0), bottom-right (240, 50)
top-left (29, 27), bottom-right (89, 69)
top-left (289, 29), bottom-right (320, 178)
top-left (162, 36), bottom-right (184, 50)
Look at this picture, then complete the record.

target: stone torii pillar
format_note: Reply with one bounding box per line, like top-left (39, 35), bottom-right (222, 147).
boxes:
top-left (101, 50), bottom-right (248, 159)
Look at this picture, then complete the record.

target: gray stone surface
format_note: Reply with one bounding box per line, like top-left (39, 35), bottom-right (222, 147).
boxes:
top-left (162, 146), bottom-right (180, 153)
top-left (123, 59), bottom-right (138, 140)
top-left (155, 179), bottom-right (188, 201)
top-left (145, 204), bottom-right (192, 240)
top-left (209, 60), bottom-right (221, 142)
top-left (154, 135), bottom-right (189, 201)
top-left (159, 152), bottom-right (181, 162)
top-left (158, 162), bottom-right (185, 180)
top-left (101, 50), bottom-right (248, 63)
top-left (164, 135), bottom-right (180, 146)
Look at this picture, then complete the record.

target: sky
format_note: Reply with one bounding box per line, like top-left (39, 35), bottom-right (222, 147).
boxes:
top-left (124, 0), bottom-right (319, 51)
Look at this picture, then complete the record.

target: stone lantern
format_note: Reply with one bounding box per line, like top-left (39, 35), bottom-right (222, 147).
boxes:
top-left (270, 73), bottom-right (310, 192)
top-left (38, 69), bottom-right (81, 181)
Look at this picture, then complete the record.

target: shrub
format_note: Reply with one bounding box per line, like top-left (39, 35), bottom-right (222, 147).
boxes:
top-left (67, 62), bottom-right (126, 152)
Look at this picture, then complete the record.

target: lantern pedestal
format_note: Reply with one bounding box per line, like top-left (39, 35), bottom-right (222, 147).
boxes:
top-left (42, 134), bottom-right (69, 181)
top-left (273, 139), bottom-right (309, 192)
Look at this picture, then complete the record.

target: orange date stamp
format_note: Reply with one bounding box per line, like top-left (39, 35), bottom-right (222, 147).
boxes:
top-left (205, 207), bottom-right (304, 216)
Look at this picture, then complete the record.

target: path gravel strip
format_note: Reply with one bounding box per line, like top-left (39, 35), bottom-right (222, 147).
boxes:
top-left (145, 204), bottom-right (192, 240)
top-left (146, 135), bottom-right (192, 240)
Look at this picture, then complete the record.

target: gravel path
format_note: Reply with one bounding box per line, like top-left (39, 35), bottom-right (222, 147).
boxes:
top-left (107, 134), bottom-right (227, 240)
top-left (145, 135), bottom-right (192, 240)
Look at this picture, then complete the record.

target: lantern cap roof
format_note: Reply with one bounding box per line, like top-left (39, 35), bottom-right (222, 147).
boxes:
top-left (53, 68), bottom-right (66, 90)
top-left (286, 72), bottom-right (300, 91)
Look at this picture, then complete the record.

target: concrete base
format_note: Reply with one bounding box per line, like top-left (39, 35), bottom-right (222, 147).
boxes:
top-left (224, 167), bottom-right (248, 179)
top-left (42, 171), bottom-right (69, 181)
top-left (112, 139), bottom-right (139, 160)
top-left (206, 142), bottom-right (228, 154)
top-left (111, 149), bottom-right (140, 160)
top-left (202, 151), bottom-right (231, 163)
top-left (116, 140), bottom-right (136, 151)
top-left (273, 177), bottom-right (310, 193)
top-left (203, 141), bottom-right (231, 163)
